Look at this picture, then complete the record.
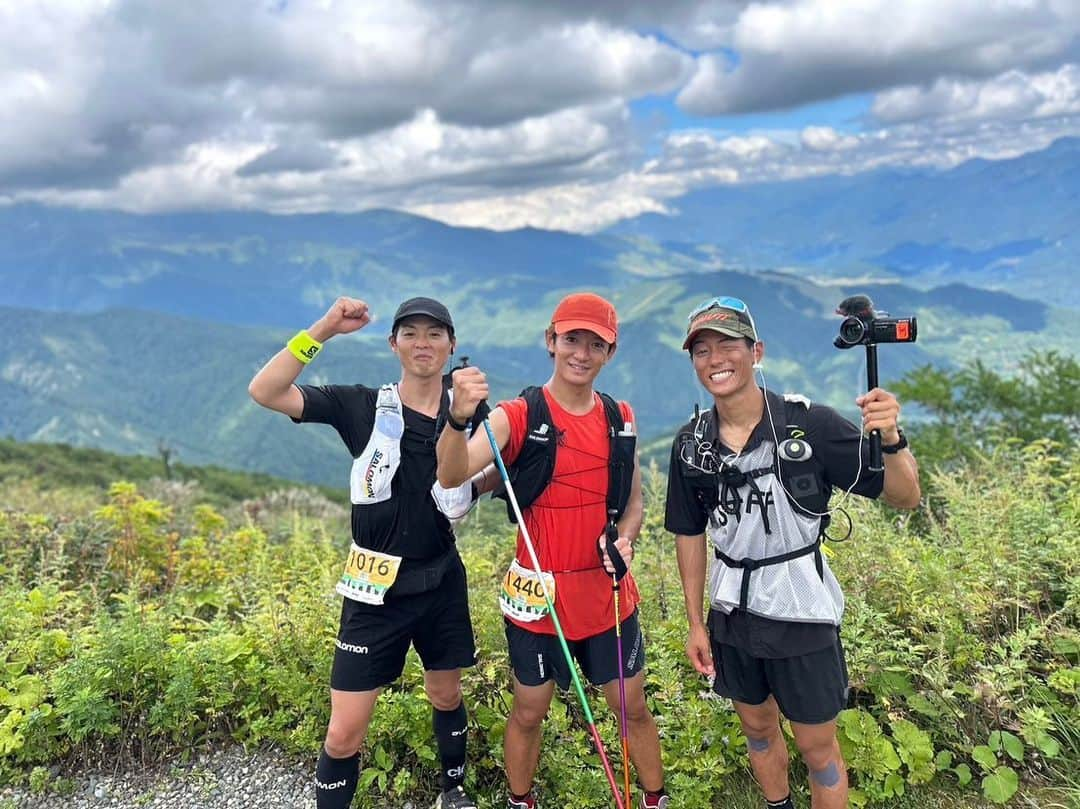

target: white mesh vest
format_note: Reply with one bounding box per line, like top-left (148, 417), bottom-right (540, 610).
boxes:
top-left (350, 384), bottom-right (475, 524)
top-left (706, 438), bottom-right (845, 625)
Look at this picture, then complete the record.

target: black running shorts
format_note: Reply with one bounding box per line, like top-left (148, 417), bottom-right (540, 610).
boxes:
top-left (710, 629), bottom-right (849, 724)
top-left (505, 609), bottom-right (645, 690)
top-left (330, 553), bottom-right (476, 692)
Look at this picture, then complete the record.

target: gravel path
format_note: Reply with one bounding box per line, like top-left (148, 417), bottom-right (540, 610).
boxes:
top-left (0, 748), bottom-right (362, 809)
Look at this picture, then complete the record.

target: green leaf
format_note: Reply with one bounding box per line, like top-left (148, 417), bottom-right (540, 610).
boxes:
top-left (871, 670), bottom-right (915, 697)
top-left (972, 744), bottom-right (998, 771)
top-left (848, 789), bottom-right (869, 808)
top-left (884, 772), bottom-right (905, 797)
top-left (357, 768), bottom-right (380, 790)
top-left (954, 764), bottom-right (972, 786)
top-left (989, 730), bottom-right (1024, 762)
top-left (374, 745), bottom-right (390, 770)
top-left (1035, 731), bottom-right (1060, 758)
top-left (905, 693), bottom-right (942, 718)
top-left (981, 767), bottom-right (1019, 804)
top-left (1051, 637), bottom-right (1080, 656)
top-left (935, 750), bottom-right (954, 771)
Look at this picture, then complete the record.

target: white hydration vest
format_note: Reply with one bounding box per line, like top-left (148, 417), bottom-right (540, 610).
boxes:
top-left (706, 438), bottom-right (845, 625)
top-left (349, 384), bottom-right (475, 524)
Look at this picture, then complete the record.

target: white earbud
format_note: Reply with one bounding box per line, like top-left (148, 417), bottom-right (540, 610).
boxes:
top-left (752, 361), bottom-right (763, 371)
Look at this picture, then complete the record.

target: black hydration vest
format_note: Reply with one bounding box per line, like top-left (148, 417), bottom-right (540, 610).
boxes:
top-left (676, 396), bottom-right (831, 521)
top-left (493, 386), bottom-right (636, 525)
top-left (675, 396), bottom-right (833, 610)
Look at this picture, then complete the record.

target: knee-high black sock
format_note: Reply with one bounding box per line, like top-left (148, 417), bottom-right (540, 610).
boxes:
top-left (433, 702), bottom-right (468, 791)
top-left (315, 748), bottom-right (360, 809)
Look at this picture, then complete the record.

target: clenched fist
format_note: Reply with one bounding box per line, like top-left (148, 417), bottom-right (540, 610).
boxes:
top-left (450, 365), bottom-right (489, 422)
top-left (313, 297), bottom-right (372, 340)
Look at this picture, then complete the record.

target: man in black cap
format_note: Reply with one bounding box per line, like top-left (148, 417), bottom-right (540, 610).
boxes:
top-left (249, 295), bottom-right (485, 809)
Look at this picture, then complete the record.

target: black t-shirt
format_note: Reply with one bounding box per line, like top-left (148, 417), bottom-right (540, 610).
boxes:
top-left (665, 390), bottom-right (884, 657)
top-left (295, 383), bottom-right (454, 564)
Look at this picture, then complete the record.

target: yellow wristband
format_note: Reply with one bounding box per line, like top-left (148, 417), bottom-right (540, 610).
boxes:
top-left (287, 330), bottom-right (323, 364)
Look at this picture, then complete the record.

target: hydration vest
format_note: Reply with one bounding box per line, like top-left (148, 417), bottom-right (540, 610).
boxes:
top-left (676, 393), bottom-right (844, 624)
top-left (493, 386), bottom-right (636, 525)
top-left (350, 383), bottom-right (479, 524)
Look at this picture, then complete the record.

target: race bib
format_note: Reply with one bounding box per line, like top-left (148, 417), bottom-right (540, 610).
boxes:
top-left (499, 559), bottom-right (555, 622)
top-left (336, 544), bottom-right (403, 605)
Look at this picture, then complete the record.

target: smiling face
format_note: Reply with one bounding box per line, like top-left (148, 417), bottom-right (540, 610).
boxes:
top-left (389, 315), bottom-right (454, 379)
top-left (690, 332), bottom-right (762, 400)
top-left (546, 327), bottom-right (613, 387)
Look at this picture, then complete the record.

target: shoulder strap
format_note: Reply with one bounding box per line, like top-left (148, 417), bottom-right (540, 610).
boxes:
top-left (599, 392), bottom-right (636, 523)
top-left (775, 394), bottom-right (830, 524)
top-left (493, 386), bottom-right (555, 523)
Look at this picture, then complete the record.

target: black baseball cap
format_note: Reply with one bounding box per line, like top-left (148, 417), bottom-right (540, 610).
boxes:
top-left (391, 297), bottom-right (455, 336)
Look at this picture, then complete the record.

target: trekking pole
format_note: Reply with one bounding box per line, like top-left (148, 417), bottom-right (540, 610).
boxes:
top-left (481, 418), bottom-right (626, 809)
top-left (604, 514), bottom-right (632, 807)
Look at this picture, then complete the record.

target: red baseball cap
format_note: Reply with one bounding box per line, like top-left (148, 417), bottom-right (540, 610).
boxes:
top-left (550, 292), bottom-right (618, 344)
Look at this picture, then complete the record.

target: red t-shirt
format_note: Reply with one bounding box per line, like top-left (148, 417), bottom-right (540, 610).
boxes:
top-left (499, 386), bottom-right (640, 640)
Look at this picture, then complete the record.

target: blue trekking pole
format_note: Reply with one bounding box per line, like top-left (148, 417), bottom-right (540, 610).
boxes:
top-left (481, 419), bottom-right (626, 809)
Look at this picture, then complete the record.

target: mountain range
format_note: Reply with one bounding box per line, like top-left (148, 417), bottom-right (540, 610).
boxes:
top-left (609, 137), bottom-right (1080, 307)
top-left (3, 138), bottom-right (1077, 485)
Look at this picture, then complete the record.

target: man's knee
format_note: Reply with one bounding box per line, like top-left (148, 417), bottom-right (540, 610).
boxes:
top-left (324, 719), bottom-right (365, 759)
top-left (796, 735), bottom-right (843, 783)
top-left (736, 700), bottom-right (781, 742)
top-left (618, 680), bottom-right (652, 725)
top-left (510, 695), bottom-right (551, 731)
top-left (425, 681), bottom-right (462, 711)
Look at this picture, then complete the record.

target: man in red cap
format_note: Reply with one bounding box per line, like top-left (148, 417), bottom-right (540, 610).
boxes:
top-left (436, 293), bottom-right (669, 809)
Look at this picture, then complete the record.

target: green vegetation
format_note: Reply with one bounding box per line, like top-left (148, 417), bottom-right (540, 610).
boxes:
top-left (0, 438), bottom-right (347, 510)
top-left (0, 358), bottom-right (1077, 807)
top-left (895, 350), bottom-right (1079, 471)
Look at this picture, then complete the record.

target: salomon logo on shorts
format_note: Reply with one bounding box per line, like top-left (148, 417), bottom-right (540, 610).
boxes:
top-left (335, 639), bottom-right (369, 654)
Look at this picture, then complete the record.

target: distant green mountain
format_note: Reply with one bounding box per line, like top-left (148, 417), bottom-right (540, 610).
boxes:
top-left (608, 137), bottom-right (1080, 307)
top-left (4, 139), bottom-right (1078, 482)
top-left (5, 267), bottom-right (1075, 485)
top-left (4, 138), bottom-right (1077, 341)
top-left (0, 437), bottom-right (345, 508)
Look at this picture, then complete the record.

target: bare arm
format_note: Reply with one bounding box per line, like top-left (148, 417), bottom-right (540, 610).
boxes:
top-left (880, 446), bottom-right (920, 509)
top-left (248, 297), bottom-right (371, 419)
top-left (676, 532), bottom-right (714, 676)
top-left (857, 387), bottom-right (921, 509)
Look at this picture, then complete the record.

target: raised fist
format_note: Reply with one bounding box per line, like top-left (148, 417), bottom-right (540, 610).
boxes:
top-left (450, 365), bottom-right (489, 422)
top-left (319, 297), bottom-right (372, 337)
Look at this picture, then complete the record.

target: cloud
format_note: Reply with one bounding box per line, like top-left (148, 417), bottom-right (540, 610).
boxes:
top-left (409, 114), bottom-right (1080, 232)
top-left (678, 0), bottom-right (1080, 115)
top-left (1, 0), bottom-right (1078, 233)
top-left (236, 140), bottom-right (341, 177)
top-left (801, 126), bottom-right (860, 151)
top-left (872, 64), bottom-right (1080, 123)
top-left (0, 0), bottom-right (690, 191)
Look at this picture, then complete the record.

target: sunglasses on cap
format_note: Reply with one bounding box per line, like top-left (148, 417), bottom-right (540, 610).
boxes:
top-left (687, 296), bottom-right (749, 321)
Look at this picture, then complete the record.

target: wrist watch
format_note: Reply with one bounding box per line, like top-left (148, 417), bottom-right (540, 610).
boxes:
top-left (881, 428), bottom-right (908, 454)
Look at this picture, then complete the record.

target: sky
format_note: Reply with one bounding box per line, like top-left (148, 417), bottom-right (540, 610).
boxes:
top-left (1, 0), bottom-right (1078, 232)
